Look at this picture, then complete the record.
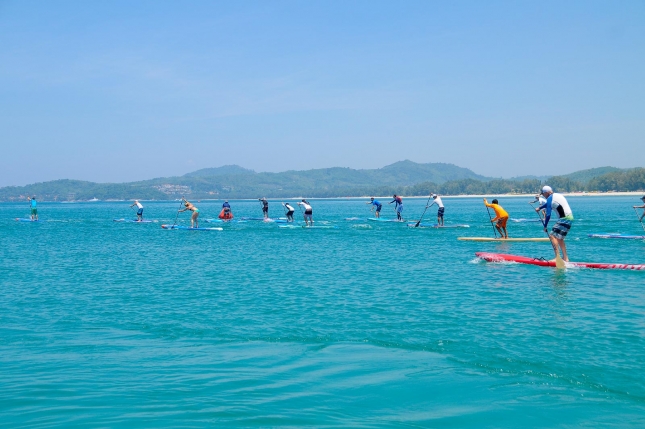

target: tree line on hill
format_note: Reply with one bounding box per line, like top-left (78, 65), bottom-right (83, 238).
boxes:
top-left (0, 168), bottom-right (643, 202)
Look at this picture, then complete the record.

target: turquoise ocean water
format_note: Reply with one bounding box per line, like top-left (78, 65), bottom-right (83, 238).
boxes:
top-left (2, 196), bottom-right (645, 427)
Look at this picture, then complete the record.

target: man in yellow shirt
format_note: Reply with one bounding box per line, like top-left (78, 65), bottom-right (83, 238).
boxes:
top-left (484, 198), bottom-right (509, 239)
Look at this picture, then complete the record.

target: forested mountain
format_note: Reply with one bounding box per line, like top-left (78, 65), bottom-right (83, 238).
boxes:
top-left (0, 162), bottom-right (643, 202)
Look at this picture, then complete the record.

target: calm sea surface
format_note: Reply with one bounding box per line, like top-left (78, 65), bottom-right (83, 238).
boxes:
top-left (2, 196), bottom-right (645, 427)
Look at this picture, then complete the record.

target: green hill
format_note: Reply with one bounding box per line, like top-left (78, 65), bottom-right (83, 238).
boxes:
top-left (561, 167), bottom-right (623, 183)
top-left (1, 162), bottom-right (643, 201)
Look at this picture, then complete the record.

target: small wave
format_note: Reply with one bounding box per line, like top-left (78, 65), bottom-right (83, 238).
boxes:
top-left (352, 224), bottom-right (372, 229)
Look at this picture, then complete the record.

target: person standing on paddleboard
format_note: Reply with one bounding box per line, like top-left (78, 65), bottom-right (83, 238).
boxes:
top-left (28, 196), bottom-right (38, 221)
top-left (259, 198), bottom-right (269, 219)
top-left (537, 186), bottom-right (574, 262)
top-left (130, 200), bottom-right (144, 221)
top-left (633, 196), bottom-right (645, 221)
top-left (428, 194), bottom-right (444, 226)
top-left (532, 194), bottom-right (547, 217)
top-left (366, 197), bottom-right (382, 218)
top-left (179, 199), bottom-right (200, 228)
top-left (484, 198), bottom-right (509, 239)
top-left (283, 202), bottom-right (295, 222)
top-left (389, 195), bottom-right (403, 221)
top-left (298, 199), bottom-right (313, 226)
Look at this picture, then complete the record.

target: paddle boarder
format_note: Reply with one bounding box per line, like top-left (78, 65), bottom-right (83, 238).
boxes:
top-left (484, 198), bottom-right (509, 239)
top-left (298, 199), bottom-right (313, 226)
top-left (219, 200), bottom-right (233, 220)
top-left (537, 186), bottom-right (574, 262)
top-left (259, 198), bottom-right (269, 219)
top-left (366, 197), bottom-right (382, 218)
top-left (633, 196), bottom-right (645, 221)
top-left (130, 200), bottom-right (144, 221)
top-left (179, 199), bottom-right (200, 228)
top-left (388, 195), bottom-right (403, 221)
top-left (532, 194), bottom-right (547, 217)
top-left (27, 196), bottom-right (38, 221)
top-left (283, 202), bottom-right (295, 222)
top-left (428, 194), bottom-right (444, 226)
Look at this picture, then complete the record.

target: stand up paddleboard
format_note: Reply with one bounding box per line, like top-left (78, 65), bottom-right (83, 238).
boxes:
top-left (476, 252), bottom-right (645, 270)
top-left (113, 219), bottom-right (154, 223)
top-left (240, 217), bottom-right (288, 222)
top-left (588, 234), bottom-right (645, 240)
top-left (409, 223), bottom-right (470, 228)
top-left (459, 237), bottom-right (549, 242)
top-left (368, 218), bottom-right (405, 223)
top-left (15, 218), bottom-right (39, 222)
top-left (204, 219), bottom-right (247, 224)
top-left (278, 224), bottom-right (338, 229)
top-left (161, 225), bottom-right (223, 231)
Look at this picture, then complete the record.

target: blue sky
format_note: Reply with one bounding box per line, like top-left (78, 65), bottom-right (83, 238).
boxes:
top-left (1, 0), bottom-right (643, 186)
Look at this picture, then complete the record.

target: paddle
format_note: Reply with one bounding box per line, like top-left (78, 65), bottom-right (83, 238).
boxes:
top-left (634, 207), bottom-right (645, 233)
top-left (530, 201), bottom-right (565, 269)
top-left (485, 204), bottom-right (498, 238)
top-left (414, 195), bottom-right (433, 228)
top-left (172, 197), bottom-right (185, 228)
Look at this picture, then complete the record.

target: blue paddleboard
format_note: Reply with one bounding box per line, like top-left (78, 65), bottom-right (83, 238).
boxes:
top-left (113, 219), bottom-right (154, 223)
top-left (161, 225), bottom-right (223, 231)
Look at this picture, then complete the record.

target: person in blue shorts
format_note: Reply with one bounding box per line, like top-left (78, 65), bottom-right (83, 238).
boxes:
top-left (366, 197), bottom-right (382, 218)
top-left (428, 194), bottom-right (444, 226)
top-left (537, 186), bottom-right (574, 262)
top-left (28, 196), bottom-right (38, 221)
top-left (388, 195), bottom-right (403, 221)
top-left (130, 200), bottom-right (144, 221)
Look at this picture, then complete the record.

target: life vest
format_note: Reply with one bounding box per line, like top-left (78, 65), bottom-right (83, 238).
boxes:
top-left (218, 208), bottom-right (233, 220)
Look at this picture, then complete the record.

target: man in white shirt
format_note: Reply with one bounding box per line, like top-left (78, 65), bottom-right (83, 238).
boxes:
top-left (298, 199), bottom-right (313, 227)
top-left (130, 200), bottom-right (144, 221)
top-left (428, 194), bottom-right (445, 226)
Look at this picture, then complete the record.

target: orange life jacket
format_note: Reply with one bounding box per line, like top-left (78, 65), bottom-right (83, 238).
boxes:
top-left (218, 208), bottom-right (233, 220)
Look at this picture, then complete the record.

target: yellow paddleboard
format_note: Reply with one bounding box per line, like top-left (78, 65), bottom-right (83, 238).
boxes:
top-left (458, 237), bottom-right (549, 242)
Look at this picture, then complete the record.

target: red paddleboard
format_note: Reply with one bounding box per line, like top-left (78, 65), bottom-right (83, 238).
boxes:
top-left (476, 252), bottom-right (645, 271)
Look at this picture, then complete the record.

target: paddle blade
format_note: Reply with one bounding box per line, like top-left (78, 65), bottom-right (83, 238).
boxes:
top-left (555, 254), bottom-right (566, 269)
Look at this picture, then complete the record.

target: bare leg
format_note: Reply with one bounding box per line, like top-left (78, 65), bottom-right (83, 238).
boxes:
top-left (557, 238), bottom-right (569, 261)
top-left (548, 235), bottom-right (560, 260)
top-left (502, 227), bottom-right (508, 239)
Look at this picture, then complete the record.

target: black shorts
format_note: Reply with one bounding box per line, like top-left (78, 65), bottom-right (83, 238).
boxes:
top-left (262, 207), bottom-right (268, 213)
top-left (438, 207), bottom-right (445, 217)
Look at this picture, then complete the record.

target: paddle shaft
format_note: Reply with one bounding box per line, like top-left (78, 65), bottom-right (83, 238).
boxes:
top-left (415, 195), bottom-right (433, 227)
top-left (485, 206), bottom-right (498, 238)
top-left (172, 198), bottom-right (185, 227)
top-left (634, 207), bottom-right (645, 232)
top-left (530, 201), bottom-right (565, 268)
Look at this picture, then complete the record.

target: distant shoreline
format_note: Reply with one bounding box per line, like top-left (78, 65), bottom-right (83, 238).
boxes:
top-left (5, 191), bottom-right (643, 203)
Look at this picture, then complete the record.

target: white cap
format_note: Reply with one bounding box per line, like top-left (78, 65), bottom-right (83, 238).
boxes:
top-left (432, 194), bottom-right (437, 198)
top-left (541, 186), bottom-right (553, 193)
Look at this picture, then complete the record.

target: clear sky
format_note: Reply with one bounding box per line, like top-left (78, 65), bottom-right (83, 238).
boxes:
top-left (1, 0), bottom-right (643, 186)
